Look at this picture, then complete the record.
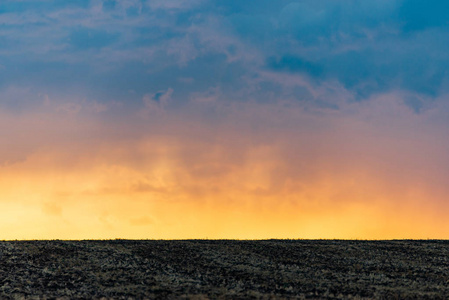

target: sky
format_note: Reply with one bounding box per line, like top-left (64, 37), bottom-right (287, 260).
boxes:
top-left (1, 0), bottom-right (449, 239)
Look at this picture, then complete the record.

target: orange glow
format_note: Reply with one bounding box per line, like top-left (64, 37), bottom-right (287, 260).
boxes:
top-left (1, 140), bottom-right (448, 240)
top-left (1, 95), bottom-right (449, 239)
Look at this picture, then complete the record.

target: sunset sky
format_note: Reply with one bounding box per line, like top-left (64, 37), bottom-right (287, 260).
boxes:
top-left (1, 0), bottom-right (449, 239)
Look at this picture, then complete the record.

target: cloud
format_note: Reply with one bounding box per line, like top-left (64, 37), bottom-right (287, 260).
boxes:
top-left (1, 1), bottom-right (449, 239)
top-left (190, 86), bottom-right (220, 104)
top-left (398, 0), bottom-right (449, 32)
top-left (142, 87), bottom-right (173, 113)
top-left (1, 88), bottom-right (449, 238)
top-left (147, 0), bottom-right (205, 11)
top-left (1, 0), bottom-right (448, 104)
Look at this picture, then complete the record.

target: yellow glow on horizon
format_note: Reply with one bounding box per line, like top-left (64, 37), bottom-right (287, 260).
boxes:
top-left (1, 193), bottom-right (448, 240)
top-left (1, 147), bottom-right (448, 240)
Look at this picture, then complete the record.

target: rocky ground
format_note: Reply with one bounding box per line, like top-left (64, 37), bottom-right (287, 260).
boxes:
top-left (0, 240), bottom-right (449, 299)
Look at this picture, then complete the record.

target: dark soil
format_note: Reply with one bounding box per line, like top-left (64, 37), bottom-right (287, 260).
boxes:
top-left (1, 240), bottom-right (449, 299)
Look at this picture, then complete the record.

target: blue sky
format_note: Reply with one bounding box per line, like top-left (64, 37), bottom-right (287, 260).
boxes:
top-left (1, 0), bottom-right (449, 112)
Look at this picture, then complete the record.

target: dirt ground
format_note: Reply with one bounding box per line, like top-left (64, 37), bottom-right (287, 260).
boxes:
top-left (0, 239), bottom-right (448, 299)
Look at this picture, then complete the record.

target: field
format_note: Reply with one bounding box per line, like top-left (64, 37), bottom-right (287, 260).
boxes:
top-left (1, 240), bottom-right (449, 299)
